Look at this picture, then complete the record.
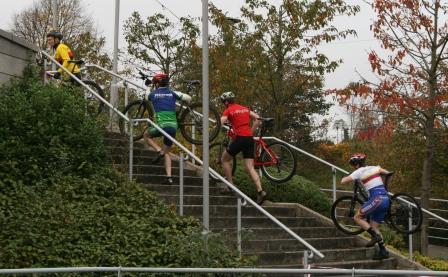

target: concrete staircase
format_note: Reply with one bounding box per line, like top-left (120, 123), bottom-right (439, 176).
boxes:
top-left (104, 132), bottom-right (424, 275)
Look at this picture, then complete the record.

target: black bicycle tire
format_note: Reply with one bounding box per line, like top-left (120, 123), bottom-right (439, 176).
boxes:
top-left (83, 80), bottom-right (105, 115)
top-left (331, 195), bottom-right (365, 235)
top-left (260, 141), bottom-right (297, 183)
top-left (388, 193), bottom-right (423, 234)
top-left (119, 100), bottom-right (151, 141)
top-left (209, 142), bottom-right (236, 180)
top-left (179, 102), bottom-right (221, 145)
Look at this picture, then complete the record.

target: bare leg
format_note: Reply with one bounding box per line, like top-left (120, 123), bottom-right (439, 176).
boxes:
top-left (243, 158), bottom-right (262, 192)
top-left (143, 132), bottom-right (161, 152)
top-left (162, 144), bottom-right (172, 177)
top-left (221, 151), bottom-right (234, 184)
top-left (354, 212), bottom-right (372, 230)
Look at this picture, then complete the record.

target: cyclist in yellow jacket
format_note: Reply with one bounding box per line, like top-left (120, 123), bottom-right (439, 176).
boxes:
top-left (46, 30), bottom-right (80, 81)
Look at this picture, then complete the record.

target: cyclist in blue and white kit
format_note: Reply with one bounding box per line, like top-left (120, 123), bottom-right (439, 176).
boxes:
top-left (341, 153), bottom-right (390, 260)
top-left (143, 72), bottom-right (191, 185)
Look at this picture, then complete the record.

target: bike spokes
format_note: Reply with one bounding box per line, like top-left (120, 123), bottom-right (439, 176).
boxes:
top-left (260, 142), bottom-right (296, 183)
top-left (179, 102), bottom-right (221, 145)
top-left (388, 193), bottom-right (422, 234)
top-left (331, 196), bottom-right (364, 235)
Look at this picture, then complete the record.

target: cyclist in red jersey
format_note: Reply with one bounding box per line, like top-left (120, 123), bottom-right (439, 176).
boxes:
top-left (219, 91), bottom-right (267, 205)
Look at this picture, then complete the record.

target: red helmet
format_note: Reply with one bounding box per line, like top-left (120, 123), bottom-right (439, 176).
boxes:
top-left (152, 72), bottom-right (169, 84)
top-left (349, 153), bottom-right (367, 166)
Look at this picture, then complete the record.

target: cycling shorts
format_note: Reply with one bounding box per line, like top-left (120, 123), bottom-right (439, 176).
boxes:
top-left (226, 136), bottom-right (255, 159)
top-left (359, 194), bottom-right (390, 223)
top-left (147, 126), bottom-right (176, 147)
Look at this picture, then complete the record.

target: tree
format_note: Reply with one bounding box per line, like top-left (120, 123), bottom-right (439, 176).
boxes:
top-left (335, 0), bottom-right (448, 254)
top-left (237, 0), bottom-right (359, 142)
top-left (123, 12), bottom-right (200, 77)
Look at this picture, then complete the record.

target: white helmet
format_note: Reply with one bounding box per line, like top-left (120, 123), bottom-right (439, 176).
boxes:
top-left (220, 91), bottom-right (235, 103)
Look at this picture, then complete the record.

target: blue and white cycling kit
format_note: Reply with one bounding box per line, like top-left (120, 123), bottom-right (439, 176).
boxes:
top-left (349, 166), bottom-right (390, 222)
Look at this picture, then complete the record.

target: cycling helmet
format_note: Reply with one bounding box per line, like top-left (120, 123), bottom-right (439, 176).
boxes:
top-left (348, 153), bottom-right (367, 167)
top-left (46, 30), bottom-right (63, 40)
top-left (220, 91), bottom-right (235, 103)
top-left (152, 72), bottom-right (169, 86)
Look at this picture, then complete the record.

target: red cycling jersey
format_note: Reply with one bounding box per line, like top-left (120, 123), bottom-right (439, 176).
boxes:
top-left (222, 103), bottom-right (253, 136)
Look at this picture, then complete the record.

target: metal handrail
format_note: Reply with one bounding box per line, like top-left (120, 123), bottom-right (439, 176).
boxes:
top-left (131, 118), bottom-right (325, 259)
top-left (0, 267), bottom-right (446, 276)
top-left (42, 53), bottom-right (325, 259)
top-left (40, 51), bottom-right (129, 123)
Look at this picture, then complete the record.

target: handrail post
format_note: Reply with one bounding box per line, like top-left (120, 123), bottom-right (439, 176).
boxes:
top-left (408, 203), bottom-right (413, 260)
top-left (237, 197), bottom-right (242, 256)
top-left (129, 119), bottom-right (133, 181)
top-left (192, 125), bottom-right (196, 165)
top-left (43, 58), bottom-right (48, 83)
top-left (303, 250), bottom-right (312, 277)
top-left (179, 152), bottom-right (184, 216)
top-left (124, 81), bottom-right (129, 109)
top-left (332, 167), bottom-right (337, 203)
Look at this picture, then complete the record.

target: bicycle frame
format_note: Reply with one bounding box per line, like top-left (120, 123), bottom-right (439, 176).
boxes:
top-left (254, 121), bottom-right (279, 166)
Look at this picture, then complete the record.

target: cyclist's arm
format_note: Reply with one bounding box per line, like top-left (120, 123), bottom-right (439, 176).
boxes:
top-left (249, 111), bottom-right (261, 134)
top-left (341, 175), bottom-right (354, 185)
top-left (221, 115), bottom-right (229, 126)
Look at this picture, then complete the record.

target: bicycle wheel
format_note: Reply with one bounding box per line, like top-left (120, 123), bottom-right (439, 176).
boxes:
top-left (331, 196), bottom-right (364, 235)
top-left (209, 142), bottom-right (236, 181)
top-left (179, 102), bottom-right (221, 145)
top-left (260, 142), bottom-right (297, 183)
top-left (119, 100), bottom-right (153, 141)
top-left (82, 80), bottom-right (105, 116)
top-left (388, 193), bottom-right (423, 234)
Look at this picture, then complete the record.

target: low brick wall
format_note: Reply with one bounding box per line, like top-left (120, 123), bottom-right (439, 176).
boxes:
top-left (0, 29), bottom-right (38, 84)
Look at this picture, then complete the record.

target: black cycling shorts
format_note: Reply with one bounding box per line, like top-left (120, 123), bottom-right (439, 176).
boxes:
top-left (226, 136), bottom-right (255, 159)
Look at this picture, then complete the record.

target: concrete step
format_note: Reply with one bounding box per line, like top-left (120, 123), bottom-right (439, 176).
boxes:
top-left (143, 183), bottom-right (224, 195)
top-left (103, 138), bottom-right (146, 149)
top-left (107, 155), bottom-right (184, 167)
top-left (242, 237), bottom-right (359, 253)
top-left (134, 174), bottom-right (212, 186)
top-left (313, 257), bottom-right (398, 270)
top-left (111, 164), bottom-right (198, 176)
top-left (107, 146), bottom-right (160, 157)
top-left (205, 216), bottom-right (321, 229)
top-left (213, 227), bottom-right (350, 240)
top-left (246, 247), bottom-right (375, 265)
top-left (169, 204), bottom-right (303, 218)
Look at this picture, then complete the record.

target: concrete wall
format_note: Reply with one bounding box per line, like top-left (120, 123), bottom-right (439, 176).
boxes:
top-left (0, 29), bottom-right (38, 84)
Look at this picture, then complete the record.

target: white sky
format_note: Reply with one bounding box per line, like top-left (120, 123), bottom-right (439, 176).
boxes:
top-left (0, 0), bottom-right (381, 140)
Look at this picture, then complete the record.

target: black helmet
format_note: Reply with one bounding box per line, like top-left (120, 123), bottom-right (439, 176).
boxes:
top-left (220, 91), bottom-right (235, 103)
top-left (348, 153), bottom-right (367, 167)
top-left (46, 30), bottom-right (63, 40)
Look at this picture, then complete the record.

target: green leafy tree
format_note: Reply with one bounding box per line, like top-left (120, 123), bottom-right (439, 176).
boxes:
top-left (123, 12), bottom-right (200, 77)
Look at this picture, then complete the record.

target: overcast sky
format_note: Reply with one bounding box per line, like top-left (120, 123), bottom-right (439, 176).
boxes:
top-left (0, 0), bottom-right (381, 139)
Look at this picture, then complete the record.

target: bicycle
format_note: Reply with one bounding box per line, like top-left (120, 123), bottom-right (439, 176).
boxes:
top-left (46, 60), bottom-right (105, 116)
top-left (330, 172), bottom-right (423, 235)
top-left (209, 118), bottom-right (297, 183)
top-left (118, 70), bottom-right (221, 145)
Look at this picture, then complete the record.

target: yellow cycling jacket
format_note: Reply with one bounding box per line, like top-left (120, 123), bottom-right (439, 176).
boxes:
top-left (54, 43), bottom-right (80, 77)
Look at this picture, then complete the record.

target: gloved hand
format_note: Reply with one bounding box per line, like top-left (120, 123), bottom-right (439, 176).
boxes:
top-left (53, 72), bottom-right (61, 79)
top-left (145, 79), bottom-right (152, 87)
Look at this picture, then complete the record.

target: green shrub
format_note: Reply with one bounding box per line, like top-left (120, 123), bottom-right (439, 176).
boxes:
top-left (233, 167), bottom-right (331, 214)
top-left (0, 68), bottom-right (252, 272)
top-left (0, 68), bottom-right (106, 184)
top-left (379, 225), bottom-right (405, 249)
top-left (413, 253), bottom-right (448, 271)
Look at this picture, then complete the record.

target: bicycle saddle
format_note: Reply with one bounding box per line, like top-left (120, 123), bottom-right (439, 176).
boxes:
top-left (260, 117), bottom-right (274, 122)
top-left (68, 60), bottom-right (85, 65)
top-left (184, 80), bottom-right (200, 86)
